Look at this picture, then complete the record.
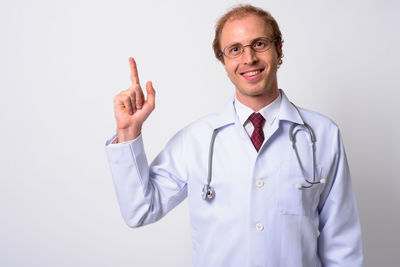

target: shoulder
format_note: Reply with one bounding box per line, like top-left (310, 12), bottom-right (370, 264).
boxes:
top-left (294, 106), bottom-right (345, 155)
top-left (179, 111), bottom-right (222, 141)
top-left (296, 105), bottom-right (340, 133)
top-left (180, 98), bottom-right (235, 136)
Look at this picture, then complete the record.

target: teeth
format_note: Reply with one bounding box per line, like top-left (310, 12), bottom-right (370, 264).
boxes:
top-left (243, 70), bottom-right (260, 76)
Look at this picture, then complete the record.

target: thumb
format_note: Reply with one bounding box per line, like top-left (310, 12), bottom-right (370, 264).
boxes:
top-left (145, 81), bottom-right (156, 109)
top-left (134, 81), bottom-right (155, 123)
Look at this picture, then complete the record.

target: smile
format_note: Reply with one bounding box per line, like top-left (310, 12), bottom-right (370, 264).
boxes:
top-left (240, 68), bottom-right (265, 80)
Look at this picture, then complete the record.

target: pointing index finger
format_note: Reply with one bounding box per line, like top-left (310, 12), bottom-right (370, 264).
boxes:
top-left (129, 57), bottom-right (140, 86)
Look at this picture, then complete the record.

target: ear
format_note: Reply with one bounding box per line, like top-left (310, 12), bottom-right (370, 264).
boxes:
top-left (218, 55), bottom-right (225, 66)
top-left (276, 43), bottom-right (283, 61)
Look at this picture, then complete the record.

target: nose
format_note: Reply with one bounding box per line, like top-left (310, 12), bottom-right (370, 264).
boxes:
top-left (242, 46), bottom-right (258, 65)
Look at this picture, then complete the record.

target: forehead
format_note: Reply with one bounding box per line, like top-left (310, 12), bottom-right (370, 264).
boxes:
top-left (220, 14), bottom-right (273, 47)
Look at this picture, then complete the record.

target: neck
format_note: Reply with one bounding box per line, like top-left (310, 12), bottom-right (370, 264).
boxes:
top-left (236, 88), bottom-right (280, 112)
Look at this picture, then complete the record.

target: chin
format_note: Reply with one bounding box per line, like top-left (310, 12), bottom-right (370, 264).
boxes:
top-left (239, 84), bottom-right (267, 96)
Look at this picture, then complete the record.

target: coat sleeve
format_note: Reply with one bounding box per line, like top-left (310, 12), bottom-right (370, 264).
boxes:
top-left (105, 130), bottom-right (188, 228)
top-left (317, 127), bottom-right (364, 266)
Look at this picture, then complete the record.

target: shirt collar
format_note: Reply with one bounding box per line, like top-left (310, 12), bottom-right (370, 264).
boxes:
top-left (234, 91), bottom-right (281, 127)
top-left (210, 89), bottom-right (304, 130)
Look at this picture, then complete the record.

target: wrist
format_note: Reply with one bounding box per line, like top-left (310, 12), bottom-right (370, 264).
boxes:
top-left (116, 126), bottom-right (141, 143)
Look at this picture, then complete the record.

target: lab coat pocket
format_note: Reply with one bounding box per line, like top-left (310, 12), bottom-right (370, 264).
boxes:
top-left (278, 176), bottom-right (322, 216)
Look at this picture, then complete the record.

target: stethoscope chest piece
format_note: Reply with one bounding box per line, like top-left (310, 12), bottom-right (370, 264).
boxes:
top-left (202, 128), bottom-right (219, 201)
top-left (202, 184), bottom-right (215, 200)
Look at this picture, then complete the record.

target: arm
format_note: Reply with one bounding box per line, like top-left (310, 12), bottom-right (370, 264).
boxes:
top-left (106, 130), bottom-right (188, 227)
top-left (105, 57), bottom-right (187, 227)
top-left (317, 128), bottom-right (364, 266)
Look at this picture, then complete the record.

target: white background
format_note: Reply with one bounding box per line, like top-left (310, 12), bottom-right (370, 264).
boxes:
top-left (1, 0), bottom-right (399, 266)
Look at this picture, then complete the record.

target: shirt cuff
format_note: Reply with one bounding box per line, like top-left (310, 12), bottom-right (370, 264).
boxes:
top-left (105, 133), bottom-right (142, 147)
top-left (105, 133), bottom-right (146, 166)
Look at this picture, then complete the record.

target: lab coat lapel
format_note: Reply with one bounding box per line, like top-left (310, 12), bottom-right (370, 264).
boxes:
top-left (209, 95), bottom-right (235, 130)
top-left (210, 90), bottom-right (305, 155)
top-left (258, 90), bottom-right (304, 153)
top-left (210, 95), bottom-right (260, 155)
top-left (212, 90), bottom-right (304, 128)
top-left (278, 89), bottom-right (304, 125)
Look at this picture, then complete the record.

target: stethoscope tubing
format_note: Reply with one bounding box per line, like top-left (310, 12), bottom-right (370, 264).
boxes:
top-left (202, 102), bottom-right (326, 200)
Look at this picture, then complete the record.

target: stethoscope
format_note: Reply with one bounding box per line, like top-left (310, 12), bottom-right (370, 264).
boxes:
top-left (202, 103), bottom-right (326, 201)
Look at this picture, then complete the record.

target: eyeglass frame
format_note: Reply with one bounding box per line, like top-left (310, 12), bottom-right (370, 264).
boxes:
top-left (218, 37), bottom-right (278, 59)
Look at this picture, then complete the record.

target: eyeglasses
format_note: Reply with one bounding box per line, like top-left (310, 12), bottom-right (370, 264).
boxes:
top-left (220, 37), bottom-right (277, 59)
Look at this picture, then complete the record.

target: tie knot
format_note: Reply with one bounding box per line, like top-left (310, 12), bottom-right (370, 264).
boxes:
top-left (249, 113), bottom-right (265, 129)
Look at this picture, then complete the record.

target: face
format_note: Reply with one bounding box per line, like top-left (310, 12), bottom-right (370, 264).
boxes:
top-left (219, 15), bottom-right (282, 103)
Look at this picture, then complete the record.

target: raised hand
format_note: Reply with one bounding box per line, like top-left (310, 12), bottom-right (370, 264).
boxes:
top-left (114, 57), bottom-right (156, 142)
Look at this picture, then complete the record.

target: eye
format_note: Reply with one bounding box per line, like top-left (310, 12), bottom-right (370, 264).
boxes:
top-left (254, 40), bottom-right (266, 48)
top-left (227, 45), bottom-right (242, 56)
top-left (230, 46), bottom-right (240, 52)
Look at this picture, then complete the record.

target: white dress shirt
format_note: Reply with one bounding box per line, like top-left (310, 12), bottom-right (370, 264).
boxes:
top-left (105, 89), bottom-right (363, 267)
top-left (234, 92), bottom-right (281, 142)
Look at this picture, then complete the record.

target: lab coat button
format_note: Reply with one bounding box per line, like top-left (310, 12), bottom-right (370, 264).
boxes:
top-left (255, 179), bottom-right (264, 188)
top-left (255, 222), bottom-right (264, 231)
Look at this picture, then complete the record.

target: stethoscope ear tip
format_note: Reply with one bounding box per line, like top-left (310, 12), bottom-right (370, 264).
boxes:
top-left (296, 184), bottom-right (302, 189)
top-left (320, 179), bottom-right (326, 184)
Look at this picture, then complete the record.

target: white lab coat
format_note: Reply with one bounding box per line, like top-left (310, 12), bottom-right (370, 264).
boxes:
top-left (105, 90), bottom-right (363, 267)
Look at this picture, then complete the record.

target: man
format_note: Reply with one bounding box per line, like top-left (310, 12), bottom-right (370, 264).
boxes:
top-left (105, 4), bottom-right (363, 267)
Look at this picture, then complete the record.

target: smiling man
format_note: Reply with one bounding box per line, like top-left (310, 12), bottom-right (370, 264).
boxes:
top-left (105, 4), bottom-right (363, 267)
top-left (216, 12), bottom-right (282, 112)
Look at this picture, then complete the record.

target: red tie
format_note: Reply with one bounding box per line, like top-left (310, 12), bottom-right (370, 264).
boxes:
top-left (249, 113), bottom-right (265, 152)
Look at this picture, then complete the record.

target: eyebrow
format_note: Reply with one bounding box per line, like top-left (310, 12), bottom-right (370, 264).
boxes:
top-left (226, 42), bottom-right (241, 47)
top-left (225, 37), bottom-right (268, 47)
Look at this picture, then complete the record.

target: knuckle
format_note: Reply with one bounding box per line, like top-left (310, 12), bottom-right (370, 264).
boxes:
top-left (114, 94), bottom-right (124, 103)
